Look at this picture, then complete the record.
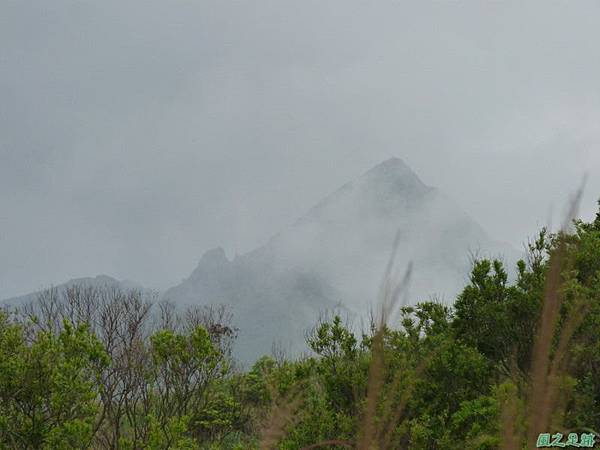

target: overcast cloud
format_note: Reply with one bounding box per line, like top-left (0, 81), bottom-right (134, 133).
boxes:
top-left (2, 0), bottom-right (600, 298)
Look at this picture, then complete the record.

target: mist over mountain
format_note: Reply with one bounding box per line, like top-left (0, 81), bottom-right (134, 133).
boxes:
top-left (164, 158), bottom-right (521, 362)
top-left (2, 158), bottom-right (520, 362)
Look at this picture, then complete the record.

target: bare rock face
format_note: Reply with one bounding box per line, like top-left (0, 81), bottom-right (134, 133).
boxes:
top-left (164, 158), bottom-right (520, 363)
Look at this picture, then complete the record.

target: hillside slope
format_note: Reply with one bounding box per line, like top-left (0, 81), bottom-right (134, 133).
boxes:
top-left (165, 158), bottom-right (520, 362)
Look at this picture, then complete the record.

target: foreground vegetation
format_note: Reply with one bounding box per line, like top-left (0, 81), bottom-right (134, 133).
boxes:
top-left (2, 204), bottom-right (600, 449)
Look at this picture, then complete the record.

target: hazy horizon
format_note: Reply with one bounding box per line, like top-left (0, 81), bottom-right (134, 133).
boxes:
top-left (3, 1), bottom-right (600, 298)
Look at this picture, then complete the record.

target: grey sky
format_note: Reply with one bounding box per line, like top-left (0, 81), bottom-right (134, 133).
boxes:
top-left (2, 0), bottom-right (600, 298)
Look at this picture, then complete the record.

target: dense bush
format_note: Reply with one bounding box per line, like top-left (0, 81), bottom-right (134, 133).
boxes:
top-left (2, 204), bottom-right (600, 449)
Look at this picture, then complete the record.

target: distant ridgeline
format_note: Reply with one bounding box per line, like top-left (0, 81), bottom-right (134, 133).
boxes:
top-left (2, 159), bottom-right (520, 363)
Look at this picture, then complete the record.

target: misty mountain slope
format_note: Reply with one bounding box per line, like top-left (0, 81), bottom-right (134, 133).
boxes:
top-left (165, 158), bottom-right (521, 362)
top-left (164, 246), bottom-right (346, 360)
top-left (1, 275), bottom-right (147, 307)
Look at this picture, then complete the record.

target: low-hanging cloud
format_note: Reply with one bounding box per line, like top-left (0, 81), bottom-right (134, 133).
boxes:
top-left (2, 0), bottom-right (600, 298)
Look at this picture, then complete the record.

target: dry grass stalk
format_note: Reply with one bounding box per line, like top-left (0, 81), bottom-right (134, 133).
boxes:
top-left (500, 394), bottom-right (520, 450)
top-left (499, 186), bottom-right (585, 450)
top-left (543, 298), bottom-right (591, 434)
top-left (357, 233), bottom-right (413, 450)
top-left (258, 390), bottom-right (303, 450)
top-left (526, 239), bottom-right (568, 444)
top-left (549, 299), bottom-right (589, 379)
top-left (526, 187), bottom-right (584, 446)
top-left (303, 232), bottom-right (414, 450)
top-left (357, 328), bottom-right (385, 450)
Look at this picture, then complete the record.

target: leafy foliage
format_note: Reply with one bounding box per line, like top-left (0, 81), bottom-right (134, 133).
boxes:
top-left (3, 202), bottom-right (600, 449)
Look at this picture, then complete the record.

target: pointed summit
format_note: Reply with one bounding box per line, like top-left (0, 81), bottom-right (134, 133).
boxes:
top-left (164, 158), bottom-right (519, 362)
top-left (361, 157), bottom-right (428, 192)
top-left (370, 156), bottom-right (409, 170)
top-left (191, 247), bottom-right (229, 274)
top-left (199, 247), bottom-right (228, 265)
top-left (297, 157), bottom-right (431, 225)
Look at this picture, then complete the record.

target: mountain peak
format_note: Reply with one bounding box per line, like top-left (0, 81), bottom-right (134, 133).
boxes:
top-left (372, 156), bottom-right (409, 169)
top-left (295, 157), bottom-right (431, 225)
top-left (185, 247), bottom-right (230, 283)
top-left (359, 157), bottom-right (429, 196)
top-left (364, 157), bottom-right (423, 180)
top-left (164, 157), bottom-right (520, 361)
top-left (200, 247), bottom-right (228, 265)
